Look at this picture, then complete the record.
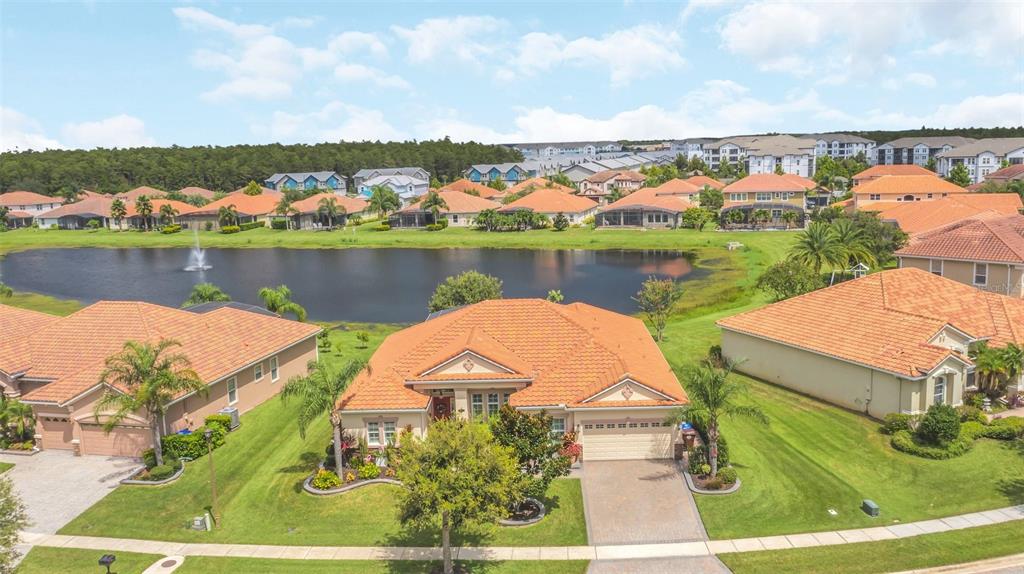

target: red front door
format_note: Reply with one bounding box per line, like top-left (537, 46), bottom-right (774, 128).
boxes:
top-left (432, 397), bottom-right (453, 420)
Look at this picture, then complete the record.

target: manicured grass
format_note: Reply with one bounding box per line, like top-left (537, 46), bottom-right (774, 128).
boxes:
top-left (0, 462), bottom-right (13, 474)
top-left (2, 291), bottom-right (83, 316)
top-left (15, 547), bottom-right (161, 574)
top-left (720, 518), bottom-right (1024, 574)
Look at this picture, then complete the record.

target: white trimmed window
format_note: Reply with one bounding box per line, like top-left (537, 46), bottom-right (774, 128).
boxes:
top-left (550, 418), bottom-right (566, 438)
top-left (869, 194), bottom-right (881, 201)
top-left (729, 193), bottom-right (747, 202)
top-left (254, 362), bottom-right (264, 381)
top-left (471, 394), bottom-right (483, 417)
top-left (930, 259), bottom-right (943, 276)
top-left (227, 377), bottom-right (238, 405)
top-left (367, 421), bottom-right (380, 445)
top-left (933, 378), bottom-right (946, 405)
top-left (487, 393), bottom-right (500, 416)
top-left (383, 421), bottom-right (396, 444)
top-left (755, 192), bottom-right (771, 202)
top-left (502, 392), bottom-right (511, 405)
top-left (270, 356), bottom-right (279, 382)
top-left (974, 263), bottom-right (988, 286)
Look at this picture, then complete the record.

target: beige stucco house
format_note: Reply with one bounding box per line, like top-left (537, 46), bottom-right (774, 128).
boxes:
top-left (718, 268), bottom-right (1024, 418)
top-left (337, 299), bottom-right (688, 461)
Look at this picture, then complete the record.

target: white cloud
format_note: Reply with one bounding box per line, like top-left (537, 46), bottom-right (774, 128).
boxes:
top-left (252, 101), bottom-right (409, 143)
top-left (391, 16), bottom-right (502, 65)
top-left (680, 0), bottom-right (729, 22)
top-left (0, 107), bottom-right (64, 152)
top-left (173, 6), bottom-right (270, 40)
top-left (334, 64), bottom-right (411, 90)
top-left (61, 114), bottom-right (155, 149)
top-left (883, 71), bottom-right (938, 91)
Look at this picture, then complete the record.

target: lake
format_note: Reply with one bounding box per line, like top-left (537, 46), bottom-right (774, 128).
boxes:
top-left (1, 248), bottom-right (701, 323)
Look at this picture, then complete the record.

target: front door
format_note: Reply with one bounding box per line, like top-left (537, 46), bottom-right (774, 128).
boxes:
top-left (432, 396), bottom-right (453, 420)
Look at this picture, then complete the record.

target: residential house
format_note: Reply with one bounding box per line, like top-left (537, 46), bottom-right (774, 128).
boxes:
top-left (0, 191), bottom-right (63, 227)
top-left (36, 196), bottom-right (114, 229)
top-left (936, 138), bottom-right (1024, 184)
top-left (718, 268), bottom-right (1024, 417)
top-left (852, 164), bottom-right (936, 186)
top-left (558, 154), bottom-right (666, 184)
top-left (352, 167), bottom-right (430, 189)
top-left (118, 199), bottom-right (194, 230)
top-left (438, 178), bottom-right (505, 200)
top-left (683, 175), bottom-right (725, 191)
top-left (597, 187), bottom-right (695, 228)
top-left (578, 170), bottom-right (646, 203)
top-left (896, 214), bottom-right (1024, 297)
top-left (499, 188), bottom-right (599, 224)
top-left (853, 175), bottom-right (968, 208)
top-left (979, 164), bottom-right (1024, 187)
top-left (357, 174), bottom-right (429, 203)
top-left (808, 133), bottom-right (876, 161)
top-left (116, 186), bottom-right (167, 201)
top-left (862, 194), bottom-right (1024, 235)
top-left (178, 187), bottom-right (218, 201)
top-left (1, 301), bottom-right (319, 457)
top-left (177, 193), bottom-right (280, 230)
top-left (465, 163), bottom-right (536, 187)
top-left (744, 135), bottom-right (818, 177)
top-left (505, 177), bottom-right (575, 196)
top-left (290, 193), bottom-right (368, 229)
top-left (391, 190), bottom-right (501, 228)
top-left (265, 171), bottom-right (346, 193)
top-left (336, 299), bottom-right (687, 461)
top-left (649, 179), bottom-right (703, 204)
top-left (873, 136), bottom-right (975, 166)
top-left (719, 174), bottom-right (810, 228)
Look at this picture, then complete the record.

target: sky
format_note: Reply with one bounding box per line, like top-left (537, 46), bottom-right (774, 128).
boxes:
top-left (1, 1), bottom-right (1023, 152)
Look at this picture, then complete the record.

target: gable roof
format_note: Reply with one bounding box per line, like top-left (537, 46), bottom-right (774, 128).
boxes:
top-left (266, 171), bottom-right (340, 184)
top-left (124, 198), bottom-right (195, 218)
top-left (984, 164), bottom-right (1024, 181)
top-left (853, 165), bottom-right (936, 181)
top-left (600, 187), bottom-right (695, 214)
top-left (38, 196), bottom-right (114, 219)
top-left (399, 190), bottom-right (501, 214)
top-left (896, 214), bottom-right (1024, 264)
top-left (0, 191), bottom-right (61, 207)
top-left (116, 186), bottom-right (167, 201)
top-left (185, 192), bottom-right (280, 217)
top-left (506, 177), bottom-right (574, 195)
top-left (723, 174), bottom-right (811, 193)
top-left (718, 268), bottom-right (1024, 379)
top-left (290, 193), bottom-right (368, 215)
top-left (881, 136), bottom-right (976, 149)
top-left (682, 176), bottom-right (725, 190)
top-left (854, 175), bottom-right (968, 196)
top-left (353, 167), bottom-right (426, 179)
top-left (0, 305), bottom-right (63, 377)
top-left (360, 174), bottom-right (428, 188)
top-left (864, 194), bottom-right (1024, 235)
top-left (440, 178), bottom-right (504, 199)
top-left (584, 170), bottom-right (646, 184)
top-left (935, 138), bottom-right (1024, 159)
top-left (500, 187), bottom-right (598, 214)
top-left (178, 186), bottom-right (218, 199)
top-left (337, 299), bottom-right (686, 411)
top-left (653, 179), bottom-right (701, 195)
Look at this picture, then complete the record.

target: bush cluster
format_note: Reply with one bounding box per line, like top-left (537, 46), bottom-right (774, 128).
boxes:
top-left (716, 466), bottom-right (738, 485)
top-left (881, 413), bottom-right (917, 435)
top-left (956, 405), bottom-right (988, 424)
top-left (148, 465), bottom-right (176, 481)
top-left (270, 218), bottom-right (289, 230)
top-left (311, 469), bottom-right (342, 490)
top-left (220, 225), bottom-right (240, 234)
top-left (918, 404), bottom-right (961, 444)
top-left (238, 221), bottom-right (265, 231)
top-left (374, 224), bottom-right (391, 232)
top-left (204, 414), bottom-right (233, 433)
top-left (160, 224), bottom-right (182, 234)
top-left (161, 424), bottom-right (226, 459)
top-left (979, 417), bottom-right (1024, 440)
top-left (357, 463), bottom-right (382, 480)
top-left (425, 223), bottom-right (445, 231)
top-left (890, 430), bottom-right (973, 459)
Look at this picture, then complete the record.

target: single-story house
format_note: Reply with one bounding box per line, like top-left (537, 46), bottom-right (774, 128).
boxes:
top-left (852, 165), bottom-right (936, 186)
top-left (178, 187), bottom-right (218, 201)
top-left (357, 174), bottom-right (429, 202)
top-left (861, 193), bottom-right (1023, 235)
top-left (597, 187), bottom-right (695, 229)
top-left (505, 177), bottom-right (575, 196)
top-left (0, 191), bottom-right (64, 224)
top-left (265, 171), bottom-right (346, 193)
top-left (896, 213), bottom-right (1024, 297)
top-left (719, 174), bottom-right (809, 229)
top-left (717, 268), bottom-right (1024, 418)
top-left (578, 170), bottom-right (646, 204)
top-left (499, 188), bottom-right (599, 224)
top-left (36, 196), bottom-right (115, 229)
top-left (119, 198), bottom-right (195, 229)
top-left (337, 299), bottom-right (688, 461)
top-left (853, 175), bottom-right (968, 208)
top-left (116, 186), bottom-right (167, 202)
top-left (1, 301), bottom-right (319, 457)
top-left (353, 167), bottom-right (429, 189)
top-left (391, 190), bottom-right (501, 228)
top-left (178, 193), bottom-right (280, 230)
top-left (290, 193), bottom-right (369, 229)
top-left (439, 178), bottom-right (505, 200)
top-left (980, 164), bottom-right (1024, 186)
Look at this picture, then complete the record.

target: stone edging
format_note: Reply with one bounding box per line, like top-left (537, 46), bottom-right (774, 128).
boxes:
top-left (683, 469), bottom-right (741, 495)
top-left (302, 473), bottom-right (402, 496)
top-left (120, 458), bottom-right (191, 486)
top-left (0, 447), bottom-right (39, 456)
top-left (498, 498), bottom-right (546, 527)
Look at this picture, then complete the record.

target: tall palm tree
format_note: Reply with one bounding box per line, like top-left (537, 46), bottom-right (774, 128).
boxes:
top-left (158, 203), bottom-right (179, 226)
top-left (1001, 343), bottom-right (1024, 384)
top-left (218, 204), bottom-right (238, 227)
top-left (94, 340), bottom-right (206, 467)
top-left (274, 197), bottom-right (297, 229)
top-left (280, 359), bottom-right (366, 478)
top-left (971, 342), bottom-right (1009, 392)
top-left (135, 195), bottom-right (154, 231)
top-left (182, 283), bottom-right (231, 308)
top-left (831, 218), bottom-right (877, 270)
top-left (368, 185), bottom-right (400, 222)
top-left (258, 285), bottom-right (307, 322)
top-left (752, 208), bottom-right (770, 230)
top-left (317, 196), bottom-right (342, 228)
top-left (420, 191), bottom-right (448, 224)
top-left (0, 282), bottom-right (12, 299)
top-left (110, 199), bottom-right (127, 230)
top-left (790, 221), bottom-right (844, 275)
top-left (781, 210), bottom-right (798, 229)
top-left (0, 396), bottom-right (35, 441)
top-left (666, 359), bottom-right (768, 477)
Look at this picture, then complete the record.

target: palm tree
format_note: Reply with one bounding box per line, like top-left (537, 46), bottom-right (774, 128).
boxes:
top-left (1001, 343), bottom-right (1024, 384)
top-left (420, 191), bottom-right (448, 224)
top-left (135, 195), bottom-right (154, 231)
top-left (110, 199), bottom-right (127, 230)
top-left (790, 221), bottom-right (844, 275)
top-left (274, 197), bottom-right (297, 229)
top-left (317, 196), bottom-right (343, 228)
top-left (0, 282), bottom-right (12, 299)
top-left (258, 285), bottom-right (307, 322)
top-left (182, 283), bottom-right (231, 307)
top-left (0, 396), bottom-right (35, 441)
top-left (727, 209), bottom-right (745, 226)
top-left (752, 209), bottom-right (770, 230)
top-left (971, 342), bottom-right (1009, 392)
top-left (666, 359), bottom-right (768, 477)
top-left (831, 218), bottom-right (877, 271)
top-left (781, 211), bottom-right (799, 229)
top-left (368, 185), bottom-right (400, 222)
top-left (94, 340), bottom-right (206, 467)
top-left (280, 359), bottom-right (366, 478)
top-left (158, 203), bottom-right (179, 226)
top-left (218, 204), bottom-right (238, 227)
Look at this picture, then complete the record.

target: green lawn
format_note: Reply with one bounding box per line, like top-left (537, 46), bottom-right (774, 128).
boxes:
top-left (15, 548), bottom-right (588, 574)
top-left (0, 462), bottom-right (13, 474)
top-left (720, 518), bottom-right (1024, 574)
top-left (2, 291), bottom-right (83, 316)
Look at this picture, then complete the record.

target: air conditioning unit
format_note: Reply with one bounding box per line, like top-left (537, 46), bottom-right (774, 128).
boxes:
top-left (218, 407), bottom-right (240, 430)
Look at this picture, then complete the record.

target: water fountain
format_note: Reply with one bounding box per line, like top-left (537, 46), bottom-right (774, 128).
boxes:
top-left (184, 228), bottom-right (211, 271)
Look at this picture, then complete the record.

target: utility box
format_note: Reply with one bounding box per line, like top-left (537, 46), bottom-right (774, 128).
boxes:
top-left (218, 407), bottom-right (241, 430)
top-left (191, 513), bottom-right (212, 531)
top-left (861, 499), bottom-right (880, 517)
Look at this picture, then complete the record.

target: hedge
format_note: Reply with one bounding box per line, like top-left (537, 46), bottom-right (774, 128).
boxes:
top-left (239, 221), bottom-right (265, 231)
top-left (890, 430), bottom-right (973, 459)
top-left (270, 218), bottom-right (289, 230)
top-left (160, 224), bottom-right (182, 234)
top-left (204, 414), bottom-right (233, 433)
top-left (161, 424), bottom-right (227, 459)
top-left (220, 225), bottom-right (240, 234)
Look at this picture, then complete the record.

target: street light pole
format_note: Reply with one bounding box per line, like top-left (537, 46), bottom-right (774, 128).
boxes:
top-left (204, 428), bottom-right (219, 528)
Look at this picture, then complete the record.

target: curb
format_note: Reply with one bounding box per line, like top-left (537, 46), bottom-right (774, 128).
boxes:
top-left (120, 458), bottom-right (191, 486)
top-left (683, 469), bottom-right (741, 495)
top-left (302, 474), bottom-right (402, 496)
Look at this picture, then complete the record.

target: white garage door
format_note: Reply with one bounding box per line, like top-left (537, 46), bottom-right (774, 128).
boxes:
top-left (80, 424), bottom-right (151, 457)
top-left (581, 420), bottom-right (674, 461)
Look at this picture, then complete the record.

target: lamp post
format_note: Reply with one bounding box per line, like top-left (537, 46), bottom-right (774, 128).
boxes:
top-left (204, 427), bottom-right (219, 528)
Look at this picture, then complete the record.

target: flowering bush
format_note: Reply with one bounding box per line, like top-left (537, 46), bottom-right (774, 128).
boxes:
top-left (344, 471), bottom-right (356, 483)
top-left (358, 463), bottom-right (381, 480)
top-left (559, 442), bottom-right (582, 461)
top-left (311, 469), bottom-right (342, 490)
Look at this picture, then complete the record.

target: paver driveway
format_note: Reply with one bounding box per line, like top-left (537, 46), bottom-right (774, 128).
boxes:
top-left (0, 450), bottom-right (138, 533)
top-left (587, 557), bottom-right (731, 574)
top-left (581, 459), bottom-right (707, 545)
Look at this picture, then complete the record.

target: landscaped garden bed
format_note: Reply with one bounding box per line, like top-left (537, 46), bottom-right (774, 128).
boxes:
top-left (0, 441), bottom-right (38, 456)
top-left (121, 414), bottom-right (232, 485)
top-left (498, 497), bottom-right (546, 527)
top-left (883, 404), bottom-right (1024, 460)
top-left (302, 436), bottom-right (401, 495)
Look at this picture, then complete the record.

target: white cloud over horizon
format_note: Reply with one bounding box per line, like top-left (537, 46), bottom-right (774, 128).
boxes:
top-left (1, 108), bottom-right (155, 151)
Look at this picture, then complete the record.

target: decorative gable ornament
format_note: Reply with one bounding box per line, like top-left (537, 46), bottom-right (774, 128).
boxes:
top-left (621, 384), bottom-right (634, 400)
top-left (462, 358), bottom-right (475, 372)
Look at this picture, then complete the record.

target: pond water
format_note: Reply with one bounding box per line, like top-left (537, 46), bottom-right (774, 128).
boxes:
top-left (1, 248), bottom-right (701, 323)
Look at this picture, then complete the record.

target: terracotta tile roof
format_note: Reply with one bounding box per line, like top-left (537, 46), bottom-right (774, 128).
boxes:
top-left (853, 165), bottom-right (936, 181)
top-left (0, 191), bottom-right (60, 206)
top-left (584, 170), bottom-right (645, 184)
top-left (7, 301), bottom-right (319, 405)
top-left (718, 268), bottom-right (1024, 378)
top-left (897, 214), bottom-right (1024, 264)
top-left (5, 211), bottom-right (32, 218)
top-left (500, 188), bottom-right (598, 214)
top-left (506, 177), bottom-right (574, 195)
top-left (0, 305), bottom-right (62, 376)
top-left (600, 187), bottom-right (695, 213)
top-left (38, 196), bottom-right (114, 219)
top-left (178, 186), bottom-right (218, 199)
top-left (229, 185), bottom-right (280, 196)
top-left (291, 193), bottom-right (368, 215)
top-left (653, 179), bottom-right (701, 195)
top-left (116, 186), bottom-right (167, 201)
top-left (439, 179), bottom-right (503, 199)
top-left (864, 194), bottom-right (1023, 235)
top-left (781, 174), bottom-right (818, 189)
top-left (185, 193), bottom-right (280, 217)
top-left (400, 190), bottom-right (501, 214)
top-left (985, 164), bottom-right (1024, 181)
top-left (723, 174), bottom-right (810, 193)
top-left (338, 299), bottom-right (686, 411)
top-left (683, 176), bottom-right (725, 190)
top-left (855, 175), bottom-right (967, 197)
top-left (124, 199), bottom-right (195, 218)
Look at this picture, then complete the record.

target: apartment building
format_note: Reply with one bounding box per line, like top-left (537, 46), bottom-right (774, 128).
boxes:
top-left (873, 137), bottom-right (976, 166)
top-left (935, 138), bottom-right (1024, 184)
top-left (808, 133), bottom-right (875, 161)
top-left (703, 135), bottom-right (817, 177)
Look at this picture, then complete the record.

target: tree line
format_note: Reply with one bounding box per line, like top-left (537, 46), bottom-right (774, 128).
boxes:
top-left (0, 138), bottom-right (523, 196)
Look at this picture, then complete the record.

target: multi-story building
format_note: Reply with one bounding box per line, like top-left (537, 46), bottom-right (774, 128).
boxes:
top-left (669, 138), bottom-right (716, 161)
top-left (873, 137), bottom-right (975, 167)
top-left (558, 154), bottom-right (671, 184)
top-left (702, 135), bottom-right (816, 177)
top-left (578, 170), bottom-right (647, 204)
top-left (264, 171), bottom-right (345, 193)
top-left (508, 141), bottom-right (623, 159)
top-left (357, 174), bottom-right (429, 202)
top-left (935, 138), bottom-right (1024, 184)
top-left (719, 173), bottom-right (812, 229)
top-left (352, 167), bottom-right (429, 189)
top-left (852, 175), bottom-right (968, 208)
top-left (807, 133), bottom-right (875, 161)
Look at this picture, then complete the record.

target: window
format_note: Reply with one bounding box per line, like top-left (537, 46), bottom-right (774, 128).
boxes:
top-left (270, 356), bottom-right (279, 382)
top-left (869, 194), bottom-right (881, 201)
top-left (771, 209), bottom-right (782, 219)
top-left (966, 370), bottom-right (977, 389)
top-left (254, 362), bottom-right (264, 381)
top-left (502, 392), bottom-right (511, 405)
top-left (628, 422), bottom-right (638, 428)
top-left (368, 421), bottom-right (380, 445)
top-left (383, 421), bottom-right (396, 444)
top-left (930, 259), bottom-right (943, 276)
top-left (729, 193), bottom-right (747, 202)
top-left (471, 394), bottom-right (483, 417)
top-left (550, 418), bottom-right (566, 438)
top-left (933, 377), bottom-right (946, 405)
top-left (487, 393), bottom-right (500, 416)
top-left (227, 377), bottom-right (238, 405)
top-left (583, 424), bottom-right (594, 430)
top-left (595, 423), bottom-right (605, 429)
top-left (617, 423), bottom-right (627, 429)
top-left (640, 422), bottom-right (649, 428)
top-left (451, 215), bottom-right (459, 224)
top-left (755, 192), bottom-right (771, 202)
top-left (974, 263), bottom-right (988, 286)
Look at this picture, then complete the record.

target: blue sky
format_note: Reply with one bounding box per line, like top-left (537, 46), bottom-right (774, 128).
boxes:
top-left (2, 1), bottom-right (1022, 151)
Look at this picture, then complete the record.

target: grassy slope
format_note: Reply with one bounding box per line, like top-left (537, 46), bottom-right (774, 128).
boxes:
top-left (2, 292), bottom-right (82, 316)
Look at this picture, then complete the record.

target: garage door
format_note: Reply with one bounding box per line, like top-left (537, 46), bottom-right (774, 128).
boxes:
top-left (581, 420), bottom-right (674, 461)
top-left (80, 424), bottom-right (151, 457)
top-left (39, 416), bottom-right (74, 450)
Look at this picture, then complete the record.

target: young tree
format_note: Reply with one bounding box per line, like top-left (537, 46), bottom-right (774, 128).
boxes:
top-left (420, 190), bottom-right (448, 224)
top-left (429, 176), bottom-right (443, 189)
top-left (666, 359), bottom-right (768, 476)
top-left (243, 180), bottom-right (263, 196)
top-left (552, 212), bottom-right (569, 231)
top-left (258, 285), bottom-right (307, 321)
top-left (698, 186), bottom-right (724, 213)
top-left (727, 209), bottom-right (746, 225)
top-left (781, 210), bottom-right (799, 229)
top-left (368, 185), bottom-right (400, 221)
top-left (0, 475), bottom-right (29, 572)
top-left (218, 204), bottom-right (239, 227)
top-left (110, 198), bottom-right (127, 229)
top-left (546, 289), bottom-right (564, 303)
top-left (925, 157), bottom-right (937, 173)
top-left (394, 418), bottom-right (520, 574)
top-left (158, 203), bottom-right (179, 226)
top-left (0, 397), bottom-right (35, 442)
top-left (946, 163), bottom-right (972, 187)
top-left (789, 221), bottom-right (844, 275)
top-left (427, 270), bottom-right (503, 312)
top-left (487, 177), bottom-right (507, 191)
top-left (135, 195), bottom-right (153, 230)
top-left (773, 163), bottom-right (785, 175)
top-left (182, 283), bottom-right (231, 307)
top-left (681, 207), bottom-right (714, 231)
top-left (275, 197), bottom-right (297, 227)
top-left (632, 276), bottom-right (683, 342)
top-left (355, 331), bottom-right (370, 349)
top-left (94, 340), bottom-right (206, 467)
top-left (490, 405), bottom-right (571, 499)
top-left (756, 260), bottom-right (824, 301)
top-left (752, 208), bottom-right (771, 229)
top-left (280, 359), bottom-right (365, 478)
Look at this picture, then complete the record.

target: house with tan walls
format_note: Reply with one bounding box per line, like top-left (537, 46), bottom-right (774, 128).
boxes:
top-left (862, 193), bottom-right (1023, 236)
top-left (717, 268), bottom-right (1024, 418)
top-left (597, 187), bottom-right (695, 228)
top-left (336, 299), bottom-right (688, 461)
top-left (290, 192), bottom-right (368, 229)
top-left (719, 173), bottom-right (810, 229)
top-left (499, 188), bottom-right (599, 224)
top-left (896, 214), bottom-right (1024, 298)
top-left (1, 301), bottom-right (319, 457)
top-left (391, 190), bottom-right (501, 228)
top-left (578, 170), bottom-right (646, 204)
top-left (851, 164), bottom-right (936, 186)
top-left (177, 192), bottom-right (280, 230)
top-left (853, 175), bottom-right (968, 208)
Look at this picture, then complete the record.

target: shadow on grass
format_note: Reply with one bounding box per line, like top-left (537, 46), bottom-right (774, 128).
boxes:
top-left (997, 478), bottom-right (1024, 505)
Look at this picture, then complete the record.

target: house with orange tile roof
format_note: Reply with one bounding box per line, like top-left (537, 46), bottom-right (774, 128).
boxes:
top-left (852, 164), bottom-right (936, 186)
top-left (597, 187), bottom-right (696, 228)
top-left (863, 193), bottom-right (1023, 235)
top-left (178, 186), bottom-right (218, 201)
top-left (115, 186), bottom-right (167, 201)
top-left (719, 174), bottom-right (808, 229)
top-left (118, 198), bottom-right (194, 230)
top-left (391, 190), bottom-right (501, 228)
top-left (505, 177), bottom-right (575, 196)
top-left (337, 299), bottom-right (687, 461)
top-left (438, 178), bottom-right (503, 199)
top-left (2, 301), bottom-right (320, 457)
top-left (896, 214), bottom-right (1024, 297)
top-left (854, 175), bottom-right (968, 208)
top-left (37, 195), bottom-right (115, 229)
top-left (578, 170), bottom-right (646, 204)
top-left (0, 190), bottom-right (63, 227)
top-left (682, 175), bottom-right (725, 191)
top-left (289, 192), bottom-right (368, 229)
top-left (718, 268), bottom-right (1024, 417)
top-left (500, 188), bottom-right (598, 224)
top-left (178, 192), bottom-right (281, 230)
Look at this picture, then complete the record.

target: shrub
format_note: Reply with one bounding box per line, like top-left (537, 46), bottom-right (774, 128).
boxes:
top-left (204, 414), bottom-right (233, 433)
top-left (964, 391), bottom-right (986, 409)
top-left (881, 413), bottom-right (917, 435)
top-left (311, 469), bottom-right (342, 490)
top-left (344, 471), bottom-right (356, 483)
top-left (959, 421), bottom-right (987, 441)
top-left (891, 430), bottom-right (972, 459)
top-left (981, 417), bottom-right (1024, 440)
top-left (270, 218), bottom-right (289, 230)
top-left (220, 225), bottom-right (240, 234)
top-left (347, 215), bottom-right (363, 226)
top-left (142, 449), bottom-right (157, 469)
top-left (160, 224), bottom-right (182, 234)
top-left (425, 223), bottom-right (445, 231)
top-left (236, 221), bottom-right (265, 231)
top-left (582, 215), bottom-right (595, 228)
top-left (161, 424), bottom-right (226, 459)
top-left (149, 465), bottom-right (175, 480)
top-left (918, 404), bottom-right (961, 445)
top-left (716, 466), bottom-right (738, 485)
top-left (204, 221), bottom-right (213, 231)
top-left (698, 463), bottom-right (711, 476)
top-left (374, 224), bottom-right (391, 232)
top-left (358, 463), bottom-right (381, 480)
top-left (956, 405), bottom-right (987, 424)
top-left (703, 477), bottom-right (724, 490)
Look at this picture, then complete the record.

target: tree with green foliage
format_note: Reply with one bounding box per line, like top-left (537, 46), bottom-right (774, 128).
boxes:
top-left (687, 155), bottom-right (710, 174)
top-left (546, 289), bottom-right (564, 303)
top-left (632, 276), bottom-right (683, 342)
top-left (490, 405), bottom-right (572, 499)
top-left (918, 404), bottom-right (960, 445)
top-left (275, 197), bottom-right (297, 226)
top-left (756, 260), bottom-right (824, 301)
top-left (970, 342), bottom-right (1023, 393)
top-left (110, 198), bottom-right (127, 229)
top-left (831, 218), bottom-right (878, 271)
top-left (368, 185), bottom-right (401, 221)
top-left (789, 221), bottom-right (844, 275)
top-left (182, 283), bottom-right (231, 307)
top-left (158, 202), bottom-right (178, 226)
top-left (641, 164), bottom-right (679, 187)
top-left (946, 163), bottom-right (972, 187)
top-left (394, 418), bottom-right (521, 574)
top-left (727, 209), bottom-right (746, 225)
top-left (781, 210), bottom-right (799, 229)
top-left (217, 204), bottom-right (238, 227)
top-left (428, 270), bottom-right (503, 312)
top-left (258, 285), bottom-right (307, 321)
top-left (57, 186), bottom-right (81, 204)
top-left (773, 163), bottom-right (785, 175)
top-left (429, 176), bottom-right (443, 189)
top-left (487, 177), bottom-right (507, 191)
top-left (355, 331), bottom-right (370, 349)
top-left (552, 212), bottom-right (569, 231)
top-left (925, 157), bottom-right (937, 172)
top-left (317, 196), bottom-right (342, 228)
top-left (0, 283), bottom-right (11, 299)
top-left (681, 207), bottom-right (715, 231)
top-left (135, 195), bottom-right (153, 230)
top-left (698, 186), bottom-right (724, 212)
top-left (421, 190), bottom-right (448, 224)
top-left (752, 208), bottom-right (771, 229)
top-left (243, 180), bottom-right (263, 196)
top-left (0, 396), bottom-right (35, 442)
top-left (94, 339), bottom-right (206, 467)
top-left (0, 474), bottom-right (29, 572)
top-left (281, 359), bottom-right (365, 478)
top-left (606, 188), bottom-right (625, 203)
top-left (546, 173), bottom-right (573, 188)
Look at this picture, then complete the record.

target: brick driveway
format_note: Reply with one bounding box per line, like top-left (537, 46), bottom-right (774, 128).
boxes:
top-left (581, 459), bottom-right (707, 545)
